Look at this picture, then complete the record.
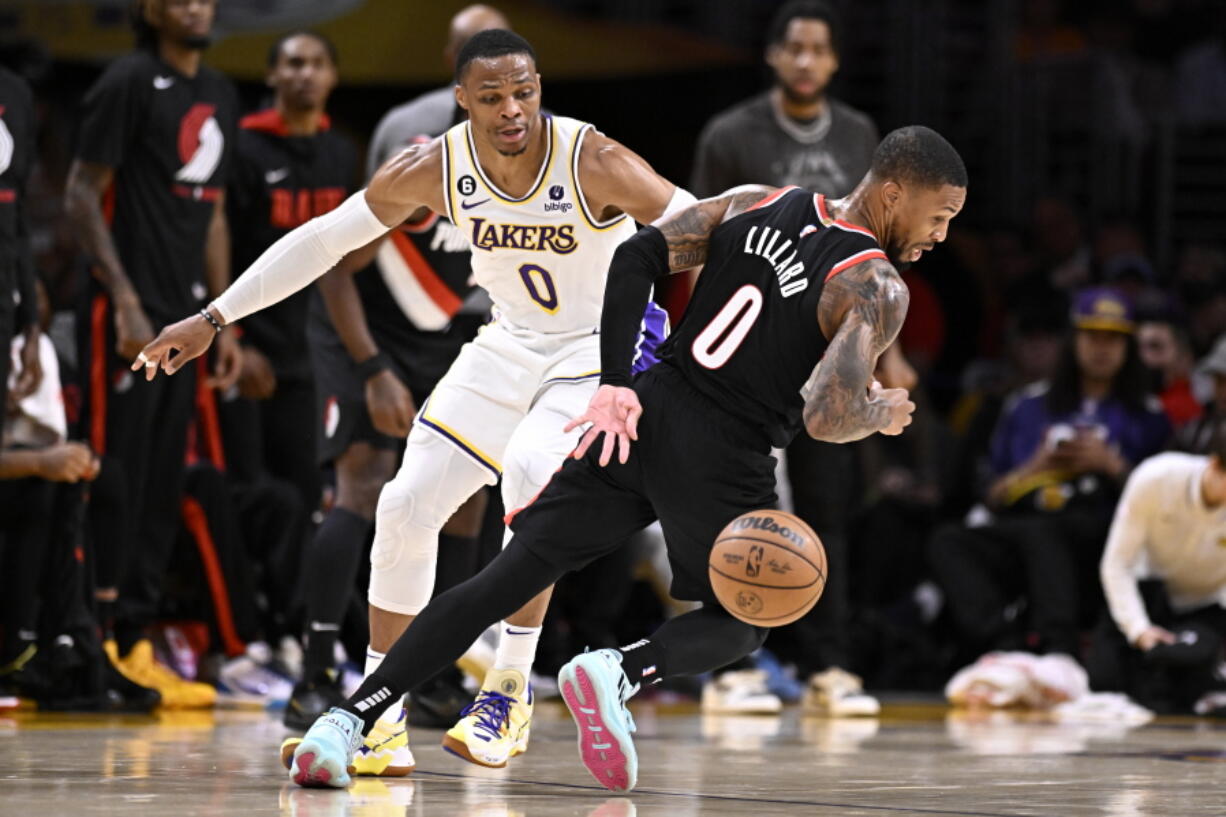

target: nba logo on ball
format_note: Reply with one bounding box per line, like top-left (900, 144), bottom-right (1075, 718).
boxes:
top-left (709, 510), bottom-right (827, 626)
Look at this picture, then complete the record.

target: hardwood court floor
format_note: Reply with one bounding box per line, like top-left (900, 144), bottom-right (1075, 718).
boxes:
top-left (1, 700), bottom-right (1223, 816)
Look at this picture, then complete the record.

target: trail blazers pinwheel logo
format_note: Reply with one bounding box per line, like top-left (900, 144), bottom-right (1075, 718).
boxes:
top-left (175, 103), bottom-right (224, 184)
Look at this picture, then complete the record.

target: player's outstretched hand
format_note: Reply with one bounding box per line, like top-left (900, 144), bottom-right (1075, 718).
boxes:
top-left (564, 384), bottom-right (642, 467)
top-left (871, 381), bottom-right (915, 436)
top-left (129, 313), bottom-right (217, 381)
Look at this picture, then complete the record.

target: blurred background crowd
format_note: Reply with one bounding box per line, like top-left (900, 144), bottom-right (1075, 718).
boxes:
top-left (2, 0), bottom-right (1226, 724)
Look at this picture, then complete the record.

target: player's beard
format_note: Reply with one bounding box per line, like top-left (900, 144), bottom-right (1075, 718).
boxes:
top-left (496, 144), bottom-right (529, 157)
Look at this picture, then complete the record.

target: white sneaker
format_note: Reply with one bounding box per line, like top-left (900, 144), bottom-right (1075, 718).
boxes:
top-left (700, 670), bottom-right (782, 714)
top-left (802, 667), bottom-right (880, 716)
top-left (218, 652), bottom-right (293, 705)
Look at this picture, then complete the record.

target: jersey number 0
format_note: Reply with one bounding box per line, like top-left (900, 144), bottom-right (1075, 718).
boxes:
top-left (691, 284), bottom-right (763, 369)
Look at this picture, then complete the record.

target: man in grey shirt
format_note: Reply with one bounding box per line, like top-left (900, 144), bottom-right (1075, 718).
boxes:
top-left (691, 0), bottom-right (883, 720)
top-left (691, 0), bottom-right (877, 198)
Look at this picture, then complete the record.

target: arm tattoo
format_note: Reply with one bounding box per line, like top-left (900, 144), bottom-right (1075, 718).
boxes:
top-left (655, 184), bottom-right (775, 272)
top-left (803, 259), bottom-right (910, 443)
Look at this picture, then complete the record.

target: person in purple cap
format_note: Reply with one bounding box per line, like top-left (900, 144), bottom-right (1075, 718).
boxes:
top-left (930, 287), bottom-right (1170, 662)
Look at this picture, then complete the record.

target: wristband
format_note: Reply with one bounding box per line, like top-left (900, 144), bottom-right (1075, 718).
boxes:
top-left (357, 351), bottom-right (392, 381)
top-left (199, 308), bottom-right (223, 333)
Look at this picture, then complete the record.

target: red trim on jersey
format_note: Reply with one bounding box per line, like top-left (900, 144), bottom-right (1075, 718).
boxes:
top-left (181, 496), bottom-right (246, 658)
top-left (748, 185), bottom-right (797, 211)
top-left (89, 293), bottom-right (109, 454)
top-left (825, 249), bottom-right (889, 282)
top-left (239, 108), bottom-right (332, 136)
top-left (503, 465), bottom-right (564, 526)
top-left (814, 194), bottom-right (878, 240)
top-left (171, 184), bottom-right (222, 202)
top-left (387, 229), bottom-right (463, 317)
top-left (0, 189), bottom-right (15, 203)
top-left (195, 362), bottom-right (226, 471)
top-left (102, 183), bottom-right (116, 225)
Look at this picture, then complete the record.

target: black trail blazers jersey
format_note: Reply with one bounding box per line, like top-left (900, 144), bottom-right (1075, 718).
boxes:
top-left (0, 66), bottom-right (36, 330)
top-left (658, 186), bottom-right (888, 447)
top-left (228, 109), bottom-right (357, 380)
top-left (74, 51), bottom-right (238, 323)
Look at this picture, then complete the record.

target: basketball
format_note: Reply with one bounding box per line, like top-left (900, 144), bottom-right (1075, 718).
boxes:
top-left (708, 510), bottom-right (826, 627)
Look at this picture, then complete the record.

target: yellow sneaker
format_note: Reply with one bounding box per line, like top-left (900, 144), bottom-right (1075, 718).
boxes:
top-left (353, 709), bottom-right (416, 777)
top-left (442, 669), bottom-right (532, 768)
top-left (106, 640), bottom-right (217, 709)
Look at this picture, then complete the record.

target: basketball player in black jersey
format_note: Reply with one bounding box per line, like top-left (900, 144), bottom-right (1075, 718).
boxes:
top-left (64, 0), bottom-right (238, 707)
top-left (285, 124), bottom-right (964, 791)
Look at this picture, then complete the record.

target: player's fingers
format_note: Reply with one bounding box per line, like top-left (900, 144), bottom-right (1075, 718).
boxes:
top-left (617, 431), bottom-right (632, 464)
top-left (625, 405), bottom-right (642, 440)
top-left (571, 426), bottom-right (597, 460)
top-left (598, 428), bottom-right (615, 467)
top-left (562, 413), bottom-right (591, 434)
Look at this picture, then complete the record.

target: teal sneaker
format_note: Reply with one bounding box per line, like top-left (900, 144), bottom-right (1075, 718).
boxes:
top-left (558, 649), bottom-right (640, 792)
top-left (289, 707), bottom-right (363, 788)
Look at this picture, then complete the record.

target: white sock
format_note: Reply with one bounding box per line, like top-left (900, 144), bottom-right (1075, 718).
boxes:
top-left (364, 647), bottom-right (403, 726)
top-left (493, 623), bottom-right (542, 679)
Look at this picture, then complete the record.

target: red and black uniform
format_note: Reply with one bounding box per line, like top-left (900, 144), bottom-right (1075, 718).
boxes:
top-left (0, 66), bottom-right (37, 417)
top-left (73, 50), bottom-right (238, 648)
top-left (222, 108), bottom-right (357, 509)
top-left (306, 134), bottom-right (480, 466)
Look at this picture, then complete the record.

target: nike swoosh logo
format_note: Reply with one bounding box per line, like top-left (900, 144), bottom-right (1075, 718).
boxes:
top-left (265, 168), bottom-right (290, 184)
top-left (505, 628), bottom-right (535, 636)
top-left (153, 75), bottom-right (175, 90)
top-left (461, 198), bottom-right (490, 210)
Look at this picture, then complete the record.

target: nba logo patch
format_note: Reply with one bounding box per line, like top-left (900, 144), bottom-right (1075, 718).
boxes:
top-left (549, 185), bottom-right (564, 200)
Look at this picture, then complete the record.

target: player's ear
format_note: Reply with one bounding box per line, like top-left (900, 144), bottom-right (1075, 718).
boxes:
top-left (454, 83), bottom-right (469, 112)
top-left (764, 43), bottom-right (782, 72)
top-left (880, 181), bottom-right (903, 210)
top-left (143, 0), bottom-right (162, 27)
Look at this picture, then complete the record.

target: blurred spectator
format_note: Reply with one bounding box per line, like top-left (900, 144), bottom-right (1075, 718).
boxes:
top-left (1177, 335), bottom-right (1226, 452)
top-left (1136, 313), bottom-right (1201, 428)
top-left (1176, 27), bottom-right (1226, 125)
top-left (63, 0), bottom-right (239, 707)
top-left (1014, 0), bottom-right (1087, 63)
top-left (1088, 436), bottom-right (1226, 715)
top-left (1032, 197), bottom-right (1091, 292)
top-left (930, 288), bottom-right (1170, 662)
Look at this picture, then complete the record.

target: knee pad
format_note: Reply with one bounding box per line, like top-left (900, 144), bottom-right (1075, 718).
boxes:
top-left (368, 428), bottom-right (493, 615)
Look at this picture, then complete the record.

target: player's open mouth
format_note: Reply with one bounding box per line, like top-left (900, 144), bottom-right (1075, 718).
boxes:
top-left (497, 127), bottom-right (526, 143)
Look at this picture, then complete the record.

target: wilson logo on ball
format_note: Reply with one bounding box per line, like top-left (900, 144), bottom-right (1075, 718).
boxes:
top-left (728, 515), bottom-right (806, 548)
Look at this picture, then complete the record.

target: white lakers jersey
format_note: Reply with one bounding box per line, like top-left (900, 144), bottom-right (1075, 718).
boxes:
top-left (442, 115), bottom-right (636, 334)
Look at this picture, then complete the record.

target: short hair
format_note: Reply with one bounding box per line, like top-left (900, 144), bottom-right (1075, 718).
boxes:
top-left (766, 0), bottom-right (841, 53)
top-left (267, 30), bottom-right (338, 69)
top-left (455, 29), bottom-right (536, 84)
top-left (870, 125), bottom-right (968, 189)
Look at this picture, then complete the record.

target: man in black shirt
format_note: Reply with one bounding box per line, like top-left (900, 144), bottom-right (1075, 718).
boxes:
top-left (64, 0), bottom-right (239, 707)
top-left (223, 31), bottom-right (354, 518)
top-left (0, 65), bottom-right (41, 430)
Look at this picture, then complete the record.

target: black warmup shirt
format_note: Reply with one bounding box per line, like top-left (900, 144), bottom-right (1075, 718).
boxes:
top-left (0, 67), bottom-right (36, 330)
top-left (227, 108), bottom-right (357, 380)
top-left (659, 186), bottom-right (887, 447)
top-left (75, 51), bottom-right (238, 323)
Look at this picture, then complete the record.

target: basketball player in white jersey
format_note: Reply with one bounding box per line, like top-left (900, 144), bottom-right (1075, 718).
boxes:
top-left (133, 29), bottom-right (694, 773)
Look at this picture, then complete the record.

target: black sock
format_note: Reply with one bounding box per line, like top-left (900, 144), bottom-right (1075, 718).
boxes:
top-left (617, 639), bottom-right (666, 686)
top-left (343, 672), bottom-right (403, 733)
top-left (302, 507), bottom-right (372, 679)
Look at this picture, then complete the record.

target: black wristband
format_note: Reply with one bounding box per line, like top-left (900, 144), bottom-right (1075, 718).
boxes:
top-left (356, 351), bottom-right (392, 381)
top-left (199, 308), bottom-right (223, 333)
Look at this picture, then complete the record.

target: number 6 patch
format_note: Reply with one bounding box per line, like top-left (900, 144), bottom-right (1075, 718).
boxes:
top-left (457, 175), bottom-right (477, 196)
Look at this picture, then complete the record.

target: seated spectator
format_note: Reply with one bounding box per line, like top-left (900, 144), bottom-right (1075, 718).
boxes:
top-left (1177, 335), bottom-right (1226, 452)
top-left (929, 288), bottom-right (1170, 662)
top-left (1087, 432), bottom-right (1226, 715)
top-left (1136, 312), bottom-right (1202, 429)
